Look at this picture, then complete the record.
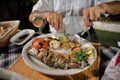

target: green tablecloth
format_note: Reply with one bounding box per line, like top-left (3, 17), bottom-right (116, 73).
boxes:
top-left (95, 30), bottom-right (120, 47)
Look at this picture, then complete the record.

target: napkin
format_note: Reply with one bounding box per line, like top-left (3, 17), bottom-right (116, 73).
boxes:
top-left (115, 51), bottom-right (120, 66)
top-left (101, 50), bottom-right (120, 80)
top-left (118, 41), bottom-right (120, 47)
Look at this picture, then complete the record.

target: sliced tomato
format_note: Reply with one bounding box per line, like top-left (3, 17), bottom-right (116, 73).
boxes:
top-left (42, 40), bottom-right (49, 48)
top-left (34, 38), bottom-right (43, 42)
top-left (32, 40), bottom-right (41, 50)
top-left (32, 38), bottom-right (49, 50)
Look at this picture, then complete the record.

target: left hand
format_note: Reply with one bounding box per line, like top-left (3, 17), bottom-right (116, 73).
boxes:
top-left (83, 1), bottom-right (120, 29)
top-left (83, 4), bottom-right (106, 29)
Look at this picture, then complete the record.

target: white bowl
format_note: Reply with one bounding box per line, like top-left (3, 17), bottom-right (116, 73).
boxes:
top-left (10, 29), bottom-right (35, 45)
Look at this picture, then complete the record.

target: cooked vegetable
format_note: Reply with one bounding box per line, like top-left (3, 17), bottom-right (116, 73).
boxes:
top-left (32, 38), bottom-right (49, 50)
top-left (76, 49), bottom-right (89, 62)
top-left (49, 40), bottom-right (60, 49)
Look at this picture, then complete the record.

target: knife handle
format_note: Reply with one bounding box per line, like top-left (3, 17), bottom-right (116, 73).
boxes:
top-left (89, 26), bottom-right (99, 43)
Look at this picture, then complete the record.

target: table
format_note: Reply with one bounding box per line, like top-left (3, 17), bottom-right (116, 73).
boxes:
top-left (8, 42), bottom-right (101, 80)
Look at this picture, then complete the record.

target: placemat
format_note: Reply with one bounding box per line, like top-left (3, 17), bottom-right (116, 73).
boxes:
top-left (8, 42), bottom-right (101, 80)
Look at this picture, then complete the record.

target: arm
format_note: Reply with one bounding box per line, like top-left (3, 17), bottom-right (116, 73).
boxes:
top-left (103, 1), bottom-right (120, 15)
top-left (83, 1), bottom-right (120, 29)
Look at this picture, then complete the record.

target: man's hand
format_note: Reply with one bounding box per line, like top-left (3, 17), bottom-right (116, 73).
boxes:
top-left (29, 10), bottom-right (63, 32)
top-left (83, 4), bottom-right (105, 29)
top-left (83, 1), bottom-right (120, 29)
top-left (44, 11), bottom-right (63, 32)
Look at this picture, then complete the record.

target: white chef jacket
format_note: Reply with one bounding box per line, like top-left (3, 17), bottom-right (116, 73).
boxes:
top-left (32, 0), bottom-right (118, 35)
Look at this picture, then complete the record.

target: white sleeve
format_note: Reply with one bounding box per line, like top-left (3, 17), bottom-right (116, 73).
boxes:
top-left (32, 0), bottom-right (53, 12)
top-left (94, 0), bottom-right (120, 5)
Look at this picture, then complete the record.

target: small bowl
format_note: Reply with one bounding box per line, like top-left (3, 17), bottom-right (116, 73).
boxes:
top-left (10, 29), bottom-right (35, 45)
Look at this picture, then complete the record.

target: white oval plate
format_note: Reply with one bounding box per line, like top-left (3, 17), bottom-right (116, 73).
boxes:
top-left (22, 33), bottom-right (97, 76)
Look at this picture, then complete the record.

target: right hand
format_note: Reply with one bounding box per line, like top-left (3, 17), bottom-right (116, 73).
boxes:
top-left (43, 11), bottom-right (63, 32)
top-left (29, 11), bottom-right (63, 32)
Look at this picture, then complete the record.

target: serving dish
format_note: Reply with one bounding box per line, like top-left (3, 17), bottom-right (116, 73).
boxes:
top-left (22, 33), bottom-right (97, 76)
top-left (0, 20), bottom-right (20, 47)
top-left (10, 29), bottom-right (35, 45)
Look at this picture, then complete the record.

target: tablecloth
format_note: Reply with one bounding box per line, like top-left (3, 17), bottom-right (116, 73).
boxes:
top-left (0, 32), bottom-right (40, 69)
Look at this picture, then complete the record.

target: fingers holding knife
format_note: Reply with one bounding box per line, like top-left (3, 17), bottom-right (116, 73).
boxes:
top-left (83, 4), bottom-right (107, 29)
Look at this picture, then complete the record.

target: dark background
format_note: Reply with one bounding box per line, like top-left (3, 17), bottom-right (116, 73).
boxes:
top-left (0, 0), bottom-right (38, 31)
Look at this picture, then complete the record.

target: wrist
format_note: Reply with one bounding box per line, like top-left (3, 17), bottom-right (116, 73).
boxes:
top-left (98, 3), bottom-right (107, 13)
top-left (101, 3), bottom-right (109, 13)
top-left (100, 2), bottom-right (120, 15)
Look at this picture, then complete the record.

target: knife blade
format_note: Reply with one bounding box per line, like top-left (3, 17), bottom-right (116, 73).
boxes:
top-left (77, 27), bottom-right (90, 39)
top-left (89, 26), bottom-right (99, 43)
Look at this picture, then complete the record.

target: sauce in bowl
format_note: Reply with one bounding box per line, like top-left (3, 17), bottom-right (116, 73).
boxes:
top-left (14, 33), bottom-right (29, 43)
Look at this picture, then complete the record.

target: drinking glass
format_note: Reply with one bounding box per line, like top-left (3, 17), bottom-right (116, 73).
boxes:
top-left (32, 16), bottom-right (47, 34)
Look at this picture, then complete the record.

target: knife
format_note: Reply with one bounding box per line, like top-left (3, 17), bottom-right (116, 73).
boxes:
top-left (77, 27), bottom-right (90, 39)
top-left (89, 26), bottom-right (99, 43)
top-left (88, 13), bottom-right (110, 43)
